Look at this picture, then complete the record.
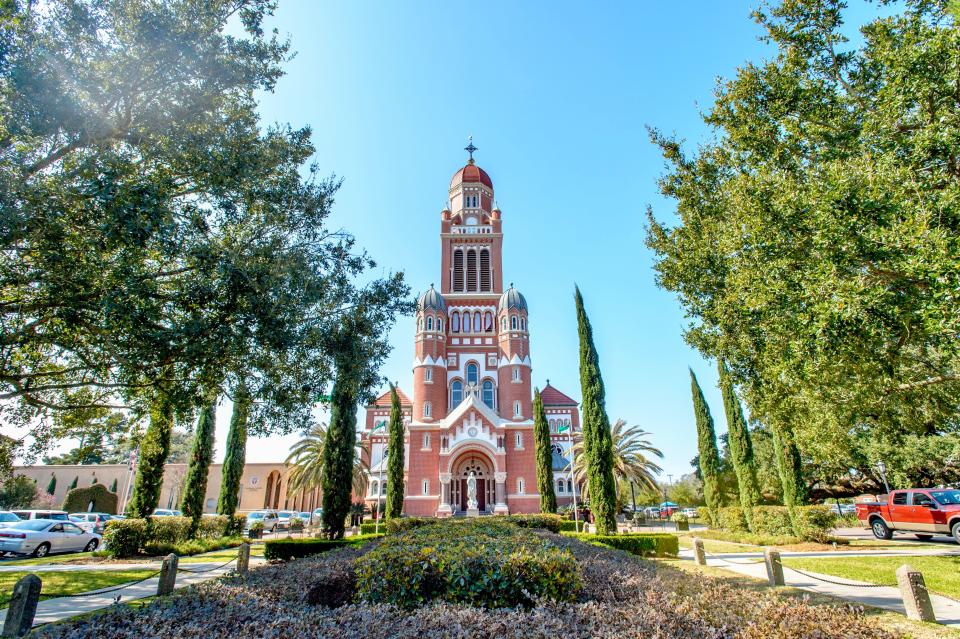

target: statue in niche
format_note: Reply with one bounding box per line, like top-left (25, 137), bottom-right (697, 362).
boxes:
top-left (467, 471), bottom-right (478, 510)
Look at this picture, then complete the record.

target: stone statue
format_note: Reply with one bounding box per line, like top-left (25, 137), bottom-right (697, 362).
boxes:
top-left (467, 471), bottom-right (478, 510)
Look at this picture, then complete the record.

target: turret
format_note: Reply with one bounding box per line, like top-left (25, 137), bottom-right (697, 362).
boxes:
top-left (497, 284), bottom-right (532, 420)
top-left (413, 285), bottom-right (448, 421)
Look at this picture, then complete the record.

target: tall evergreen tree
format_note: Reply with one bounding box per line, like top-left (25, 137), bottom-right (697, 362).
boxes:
top-left (181, 400), bottom-right (217, 535)
top-left (217, 383), bottom-right (250, 517)
top-left (127, 389), bottom-right (174, 517)
top-left (718, 361), bottom-right (761, 527)
top-left (385, 384), bottom-right (405, 520)
top-left (533, 388), bottom-right (557, 514)
top-left (690, 369), bottom-right (723, 510)
top-left (45, 475), bottom-right (56, 496)
top-left (322, 359), bottom-right (361, 539)
top-left (574, 287), bottom-right (618, 535)
top-left (109, 478), bottom-right (117, 493)
top-left (772, 419), bottom-right (807, 513)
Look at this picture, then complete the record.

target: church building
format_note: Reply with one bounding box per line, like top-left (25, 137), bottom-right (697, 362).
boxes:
top-left (362, 144), bottom-right (581, 516)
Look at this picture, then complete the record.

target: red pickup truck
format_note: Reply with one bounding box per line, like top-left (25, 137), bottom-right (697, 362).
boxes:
top-left (856, 488), bottom-right (960, 542)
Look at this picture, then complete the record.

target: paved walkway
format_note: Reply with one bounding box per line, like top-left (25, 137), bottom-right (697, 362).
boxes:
top-left (0, 556), bottom-right (265, 628)
top-left (681, 548), bottom-right (960, 627)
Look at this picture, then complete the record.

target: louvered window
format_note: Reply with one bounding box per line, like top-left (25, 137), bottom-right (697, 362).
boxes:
top-left (466, 250), bottom-right (478, 292)
top-left (453, 249), bottom-right (464, 292)
top-left (479, 249), bottom-right (491, 291)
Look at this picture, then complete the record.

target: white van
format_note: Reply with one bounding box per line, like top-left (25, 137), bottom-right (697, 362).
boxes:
top-left (11, 509), bottom-right (69, 522)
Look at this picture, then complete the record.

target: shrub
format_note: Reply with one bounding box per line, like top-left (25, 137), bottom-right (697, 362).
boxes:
top-left (359, 522), bottom-right (380, 535)
top-left (794, 506), bottom-right (835, 542)
top-left (103, 518), bottom-right (148, 558)
top-left (559, 520), bottom-right (587, 532)
top-left (563, 532), bottom-right (679, 557)
top-left (225, 514), bottom-right (247, 537)
top-left (197, 515), bottom-right (229, 539)
top-left (263, 534), bottom-right (383, 561)
top-left (751, 506), bottom-right (794, 537)
top-left (61, 483), bottom-right (119, 515)
top-left (355, 520), bottom-right (581, 609)
top-left (144, 536), bottom-right (243, 558)
top-left (502, 513), bottom-right (564, 533)
top-left (147, 516), bottom-right (192, 545)
top-left (383, 516), bottom-right (434, 534)
top-left (714, 507), bottom-right (749, 532)
top-left (289, 517), bottom-right (304, 532)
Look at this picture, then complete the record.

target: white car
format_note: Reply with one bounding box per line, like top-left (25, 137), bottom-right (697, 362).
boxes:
top-left (151, 509), bottom-right (183, 517)
top-left (682, 507), bottom-right (699, 518)
top-left (11, 509), bottom-right (69, 522)
top-left (245, 510), bottom-right (279, 533)
top-left (0, 511), bottom-right (21, 527)
top-left (0, 519), bottom-right (101, 558)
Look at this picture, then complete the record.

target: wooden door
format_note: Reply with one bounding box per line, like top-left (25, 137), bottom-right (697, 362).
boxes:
top-left (477, 479), bottom-right (486, 512)
top-left (459, 479), bottom-right (467, 511)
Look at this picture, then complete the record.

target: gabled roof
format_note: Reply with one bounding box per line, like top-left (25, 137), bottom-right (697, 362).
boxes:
top-left (369, 387), bottom-right (412, 408)
top-left (540, 383), bottom-right (578, 407)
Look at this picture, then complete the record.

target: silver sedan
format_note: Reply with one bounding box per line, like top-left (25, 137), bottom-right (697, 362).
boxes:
top-left (0, 519), bottom-right (101, 558)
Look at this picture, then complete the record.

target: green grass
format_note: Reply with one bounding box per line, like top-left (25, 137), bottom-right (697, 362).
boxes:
top-left (782, 555), bottom-right (960, 599)
top-left (0, 552), bottom-right (96, 567)
top-left (177, 544), bottom-right (264, 563)
top-left (676, 535), bottom-right (764, 554)
top-left (0, 569), bottom-right (157, 608)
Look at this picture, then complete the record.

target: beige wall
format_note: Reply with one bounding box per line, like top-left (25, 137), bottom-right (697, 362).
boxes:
top-left (14, 462), bottom-right (323, 515)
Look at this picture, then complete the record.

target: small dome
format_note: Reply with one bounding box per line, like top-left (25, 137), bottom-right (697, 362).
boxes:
top-left (418, 284), bottom-right (447, 312)
top-left (450, 161), bottom-right (493, 190)
top-left (498, 284), bottom-right (527, 313)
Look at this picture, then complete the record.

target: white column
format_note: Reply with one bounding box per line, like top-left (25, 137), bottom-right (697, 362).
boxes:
top-left (437, 472), bottom-right (453, 516)
top-left (494, 471), bottom-right (509, 515)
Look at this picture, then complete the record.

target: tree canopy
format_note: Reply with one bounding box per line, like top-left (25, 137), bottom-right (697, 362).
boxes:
top-left (647, 0), bottom-right (960, 492)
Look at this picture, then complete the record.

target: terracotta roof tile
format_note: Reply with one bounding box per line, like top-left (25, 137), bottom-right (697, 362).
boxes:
top-left (370, 387), bottom-right (412, 407)
top-left (540, 384), bottom-right (578, 406)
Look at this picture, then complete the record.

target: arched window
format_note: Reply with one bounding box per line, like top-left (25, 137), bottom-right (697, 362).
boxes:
top-left (517, 478), bottom-right (525, 494)
top-left (438, 318), bottom-right (443, 332)
top-left (418, 317), bottom-right (423, 331)
top-left (466, 250), bottom-right (478, 292)
top-left (451, 312), bottom-right (460, 332)
top-left (451, 380), bottom-right (463, 405)
top-left (520, 318), bottom-right (526, 331)
top-left (512, 367), bottom-right (521, 382)
top-left (423, 401), bottom-right (432, 418)
top-left (473, 311), bottom-right (481, 333)
top-left (369, 480), bottom-right (378, 496)
top-left (501, 317), bottom-right (507, 331)
top-left (514, 400), bottom-right (522, 417)
top-left (466, 362), bottom-right (479, 385)
top-left (557, 479), bottom-right (565, 493)
top-left (453, 249), bottom-right (464, 292)
top-left (484, 312), bottom-right (493, 332)
top-left (482, 380), bottom-right (495, 409)
top-left (567, 479), bottom-right (573, 493)
top-left (549, 419), bottom-right (556, 430)
top-left (511, 315), bottom-right (518, 330)
top-left (426, 316), bottom-right (433, 331)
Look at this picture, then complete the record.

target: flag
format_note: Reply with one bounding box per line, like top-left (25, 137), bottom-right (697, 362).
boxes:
top-left (558, 424), bottom-right (570, 433)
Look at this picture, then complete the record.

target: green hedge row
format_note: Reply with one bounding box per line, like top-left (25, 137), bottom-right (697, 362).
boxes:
top-left (102, 514), bottom-right (247, 557)
top-left (699, 505), bottom-right (835, 542)
top-left (383, 514), bottom-right (567, 535)
top-left (559, 520), bottom-right (587, 532)
top-left (355, 519), bottom-right (581, 609)
top-left (563, 532), bottom-right (679, 557)
top-left (263, 534), bottom-right (384, 561)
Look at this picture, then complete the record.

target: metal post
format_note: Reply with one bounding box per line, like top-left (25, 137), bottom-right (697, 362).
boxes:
top-left (157, 553), bottom-right (178, 596)
top-left (693, 538), bottom-right (706, 566)
top-left (876, 460), bottom-right (891, 495)
top-left (2, 574), bottom-right (41, 638)
top-left (237, 543), bottom-right (250, 576)
top-left (896, 564), bottom-right (937, 623)
top-left (764, 548), bottom-right (784, 586)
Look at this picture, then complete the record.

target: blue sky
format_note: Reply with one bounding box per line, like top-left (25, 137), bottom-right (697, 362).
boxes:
top-left (216, 0), bottom-right (890, 480)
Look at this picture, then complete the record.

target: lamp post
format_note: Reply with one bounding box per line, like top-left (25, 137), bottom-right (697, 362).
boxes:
top-left (875, 460), bottom-right (891, 495)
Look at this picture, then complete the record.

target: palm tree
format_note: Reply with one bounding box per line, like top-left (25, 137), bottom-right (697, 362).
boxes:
top-left (567, 419), bottom-right (663, 497)
top-left (286, 423), bottom-right (369, 497)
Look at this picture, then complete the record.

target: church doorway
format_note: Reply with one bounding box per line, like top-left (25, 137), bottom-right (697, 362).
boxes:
top-left (450, 454), bottom-right (496, 514)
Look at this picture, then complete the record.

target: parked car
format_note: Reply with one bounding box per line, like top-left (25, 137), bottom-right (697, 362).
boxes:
top-left (151, 509), bottom-right (183, 517)
top-left (0, 511), bottom-right (21, 528)
top-left (276, 510), bottom-right (298, 529)
top-left (681, 507), bottom-right (699, 519)
top-left (311, 508), bottom-right (323, 525)
top-left (69, 513), bottom-right (113, 535)
top-left (856, 488), bottom-right (960, 542)
top-left (828, 503), bottom-right (856, 516)
top-left (245, 510), bottom-right (279, 534)
top-left (0, 519), bottom-right (101, 558)
top-left (11, 510), bottom-right (69, 522)
top-left (298, 512), bottom-right (312, 525)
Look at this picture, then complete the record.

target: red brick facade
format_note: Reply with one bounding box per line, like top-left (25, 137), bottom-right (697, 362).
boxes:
top-left (361, 153), bottom-right (581, 517)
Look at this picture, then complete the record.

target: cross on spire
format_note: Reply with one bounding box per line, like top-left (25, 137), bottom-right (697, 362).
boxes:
top-left (464, 135), bottom-right (477, 162)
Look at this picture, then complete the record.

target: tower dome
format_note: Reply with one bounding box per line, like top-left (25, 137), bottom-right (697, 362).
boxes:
top-left (449, 160), bottom-right (493, 190)
top-left (498, 284), bottom-right (527, 313)
top-left (417, 284), bottom-right (447, 312)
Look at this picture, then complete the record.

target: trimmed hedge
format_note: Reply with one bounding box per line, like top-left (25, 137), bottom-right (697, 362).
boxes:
top-left (559, 520), bottom-right (588, 532)
top-left (102, 518), bottom-right (148, 558)
top-left (355, 519), bottom-right (580, 609)
top-left (701, 505), bottom-right (835, 542)
top-left (563, 532), bottom-right (679, 557)
top-left (62, 483), bottom-right (119, 515)
top-left (263, 534), bottom-right (384, 561)
top-left (502, 514), bottom-right (564, 533)
top-left (359, 522), bottom-right (380, 535)
top-left (103, 514), bottom-right (250, 557)
top-left (383, 517), bottom-right (434, 534)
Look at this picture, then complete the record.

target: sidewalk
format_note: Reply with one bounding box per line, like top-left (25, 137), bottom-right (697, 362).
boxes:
top-left (681, 548), bottom-right (960, 627)
top-left (0, 556), bottom-right (264, 628)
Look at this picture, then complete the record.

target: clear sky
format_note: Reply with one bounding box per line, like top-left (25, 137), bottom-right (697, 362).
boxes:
top-left (18, 1), bottom-right (889, 483)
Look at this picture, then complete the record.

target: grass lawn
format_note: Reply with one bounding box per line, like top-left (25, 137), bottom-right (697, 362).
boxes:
top-left (0, 569), bottom-right (157, 608)
top-left (177, 544), bottom-right (264, 563)
top-left (660, 558), bottom-right (957, 639)
top-left (782, 555), bottom-right (960, 599)
top-left (676, 536), bottom-right (764, 554)
top-left (0, 552), bottom-right (96, 568)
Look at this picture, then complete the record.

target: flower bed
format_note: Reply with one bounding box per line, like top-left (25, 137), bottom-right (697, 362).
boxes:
top-left (33, 521), bottom-right (902, 639)
top-left (354, 519), bottom-right (580, 609)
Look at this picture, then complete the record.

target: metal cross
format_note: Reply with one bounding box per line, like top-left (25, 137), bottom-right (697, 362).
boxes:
top-left (464, 135), bottom-right (477, 160)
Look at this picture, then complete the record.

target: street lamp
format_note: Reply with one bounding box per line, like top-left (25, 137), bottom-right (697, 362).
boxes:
top-left (875, 460), bottom-right (891, 495)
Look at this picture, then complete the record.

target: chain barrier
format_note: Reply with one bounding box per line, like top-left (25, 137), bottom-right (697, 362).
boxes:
top-left (702, 549), bottom-right (766, 565)
top-left (177, 556), bottom-right (237, 574)
top-left (916, 583), bottom-right (960, 605)
top-left (37, 570), bottom-right (163, 600)
top-left (782, 565), bottom-right (893, 589)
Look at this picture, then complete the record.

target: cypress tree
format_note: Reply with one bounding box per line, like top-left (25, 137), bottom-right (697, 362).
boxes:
top-left (69, 476), bottom-right (78, 490)
top-left (718, 360), bottom-right (761, 527)
top-left (574, 287), bottom-right (618, 535)
top-left (181, 400), bottom-right (217, 535)
top-left (46, 476), bottom-right (56, 496)
top-left (533, 388), bottom-right (557, 513)
top-left (217, 383), bottom-right (250, 517)
top-left (127, 390), bottom-right (174, 517)
top-left (109, 478), bottom-right (117, 493)
top-left (385, 384), bottom-right (405, 520)
top-left (322, 359), bottom-right (360, 539)
top-left (772, 419), bottom-right (806, 514)
top-left (690, 369), bottom-right (723, 510)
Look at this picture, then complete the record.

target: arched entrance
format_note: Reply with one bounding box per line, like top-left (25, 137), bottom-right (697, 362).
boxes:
top-left (450, 452), bottom-right (496, 514)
